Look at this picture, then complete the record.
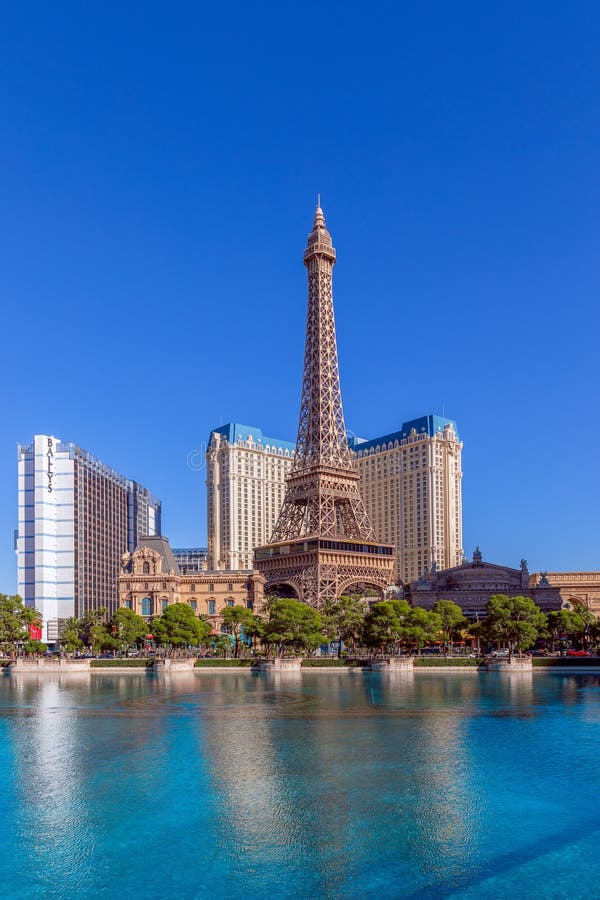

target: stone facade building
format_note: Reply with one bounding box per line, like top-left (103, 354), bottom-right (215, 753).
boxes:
top-left (410, 547), bottom-right (564, 618)
top-left (119, 536), bottom-right (265, 629)
top-left (529, 571), bottom-right (600, 615)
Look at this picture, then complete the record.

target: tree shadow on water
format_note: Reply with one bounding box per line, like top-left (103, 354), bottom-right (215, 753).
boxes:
top-left (406, 813), bottom-right (600, 899)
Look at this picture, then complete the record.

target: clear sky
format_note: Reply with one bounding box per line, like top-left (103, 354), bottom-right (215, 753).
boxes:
top-left (2, 2), bottom-right (599, 592)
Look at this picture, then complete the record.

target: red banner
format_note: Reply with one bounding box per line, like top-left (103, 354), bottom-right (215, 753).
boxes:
top-left (29, 623), bottom-right (43, 641)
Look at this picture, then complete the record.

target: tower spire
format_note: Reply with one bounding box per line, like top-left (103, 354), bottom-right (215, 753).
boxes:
top-left (268, 205), bottom-right (376, 540)
top-left (255, 205), bottom-right (395, 607)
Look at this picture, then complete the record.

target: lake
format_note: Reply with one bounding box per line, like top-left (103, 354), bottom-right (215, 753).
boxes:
top-left (1, 670), bottom-right (599, 899)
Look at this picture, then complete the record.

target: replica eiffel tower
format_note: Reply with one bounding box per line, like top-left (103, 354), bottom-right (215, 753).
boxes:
top-left (255, 203), bottom-right (395, 606)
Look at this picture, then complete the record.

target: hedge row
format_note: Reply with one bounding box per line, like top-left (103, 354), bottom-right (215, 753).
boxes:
top-left (532, 657), bottom-right (600, 667)
top-left (413, 657), bottom-right (482, 667)
top-left (194, 659), bottom-right (254, 667)
top-left (90, 659), bottom-right (153, 668)
top-left (301, 658), bottom-right (369, 667)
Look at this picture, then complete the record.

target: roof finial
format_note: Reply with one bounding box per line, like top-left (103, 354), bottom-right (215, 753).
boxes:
top-left (313, 194), bottom-right (325, 229)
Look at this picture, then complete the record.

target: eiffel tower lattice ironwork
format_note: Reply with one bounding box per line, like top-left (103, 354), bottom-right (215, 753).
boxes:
top-left (255, 203), bottom-right (395, 606)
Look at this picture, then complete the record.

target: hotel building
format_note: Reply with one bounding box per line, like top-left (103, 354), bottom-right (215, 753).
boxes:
top-left (17, 434), bottom-right (161, 642)
top-left (350, 415), bottom-right (463, 584)
top-left (206, 424), bottom-right (295, 571)
top-left (206, 415), bottom-right (463, 585)
top-left (172, 547), bottom-right (208, 574)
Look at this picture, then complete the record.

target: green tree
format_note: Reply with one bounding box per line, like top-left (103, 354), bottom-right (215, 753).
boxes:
top-left (546, 609), bottom-right (580, 652)
top-left (211, 634), bottom-right (234, 657)
top-left (570, 605), bottom-right (597, 650)
top-left (152, 603), bottom-right (212, 653)
top-left (432, 599), bottom-right (468, 652)
top-left (262, 598), bottom-right (323, 657)
top-left (406, 606), bottom-right (442, 653)
top-left (221, 605), bottom-right (260, 658)
top-left (60, 617), bottom-right (84, 654)
top-left (112, 608), bottom-right (148, 652)
top-left (22, 639), bottom-right (47, 656)
top-left (481, 594), bottom-right (546, 654)
top-left (79, 607), bottom-right (109, 648)
top-left (89, 623), bottom-right (119, 654)
top-left (362, 600), bottom-right (404, 654)
top-left (0, 594), bottom-right (41, 654)
top-left (321, 595), bottom-right (366, 656)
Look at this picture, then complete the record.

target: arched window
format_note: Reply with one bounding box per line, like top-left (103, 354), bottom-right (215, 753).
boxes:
top-left (143, 562), bottom-right (150, 575)
top-left (141, 597), bottom-right (152, 616)
top-left (161, 598), bottom-right (168, 612)
top-left (208, 599), bottom-right (216, 616)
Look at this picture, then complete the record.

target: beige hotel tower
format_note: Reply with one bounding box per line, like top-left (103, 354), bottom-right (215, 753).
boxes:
top-left (207, 414), bottom-right (462, 585)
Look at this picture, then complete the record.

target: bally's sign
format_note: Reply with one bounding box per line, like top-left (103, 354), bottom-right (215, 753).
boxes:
top-left (47, 437), bottom-right (54, 493)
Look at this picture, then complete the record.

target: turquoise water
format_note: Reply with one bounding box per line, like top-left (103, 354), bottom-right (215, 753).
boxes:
top-left (1, 671), bottom-right (599, 899)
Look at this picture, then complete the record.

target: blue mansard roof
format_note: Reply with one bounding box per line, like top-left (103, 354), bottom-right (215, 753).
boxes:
top-left (347, 415), bottom-right (459, 453)
top-left (210, 423), bottom-right (296, 452)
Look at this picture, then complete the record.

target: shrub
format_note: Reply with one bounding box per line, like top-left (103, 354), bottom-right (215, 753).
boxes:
top-left (194, 659), bottom-right (253, 667)
top-left (301, 658), bottom-right (368, 667)
top-left (90, 659), bottom-right (152, 668)
top-left (413, 657), bottom-right (483, 667)
top-left (532, 657), bottom-right (600, 667)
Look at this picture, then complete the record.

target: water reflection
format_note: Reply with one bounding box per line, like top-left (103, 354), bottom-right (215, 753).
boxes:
top-left (1, 672), bottom-right (599, 899)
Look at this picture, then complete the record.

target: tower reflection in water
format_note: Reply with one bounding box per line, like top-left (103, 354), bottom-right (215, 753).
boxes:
top-left (196, 671), bottom-right (490, 895)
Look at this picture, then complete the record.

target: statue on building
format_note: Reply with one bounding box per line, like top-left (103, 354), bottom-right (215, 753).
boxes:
top-left (473, 547), bottom-right (483, 564)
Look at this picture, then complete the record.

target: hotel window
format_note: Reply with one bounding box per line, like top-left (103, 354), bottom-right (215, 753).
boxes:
top-left (208, 599), bottom-right (216, 615)
top-left (141, 596), bottom-right (152, 616)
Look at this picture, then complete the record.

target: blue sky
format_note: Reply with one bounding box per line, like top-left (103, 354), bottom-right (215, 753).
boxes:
top-left (1, 2), bottom-right (599, 591)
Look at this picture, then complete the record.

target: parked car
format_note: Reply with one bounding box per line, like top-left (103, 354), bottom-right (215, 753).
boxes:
top-left (567, 649), bottom-right (590, 657)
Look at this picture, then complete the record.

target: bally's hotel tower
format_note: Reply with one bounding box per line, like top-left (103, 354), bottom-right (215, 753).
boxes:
top-left (17, 435), bottom-right (161, 642)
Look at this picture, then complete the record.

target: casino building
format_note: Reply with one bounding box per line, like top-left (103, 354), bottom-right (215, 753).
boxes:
top-left (410, 547), bottom-right (565, 618)
top-left (118, 535), bottom-right (264, 627)
top-left (16, 434), bottom-right (161, 642)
